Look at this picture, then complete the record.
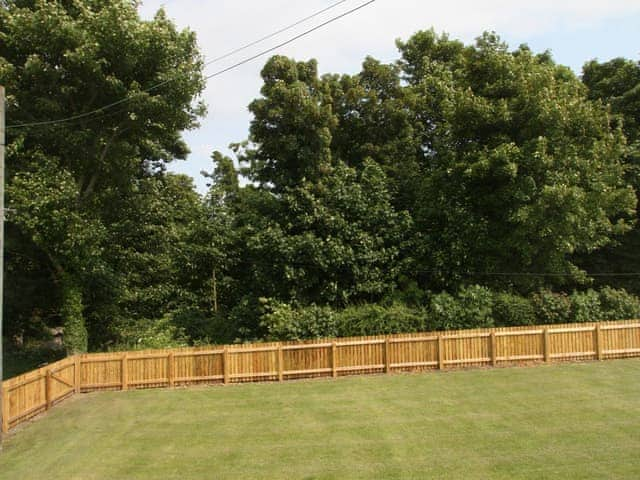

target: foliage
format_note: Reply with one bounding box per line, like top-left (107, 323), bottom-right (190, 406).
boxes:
top-left (398, 31), bottom-right (635, 291)
top-left (60, 276), bottom-right (88, 354)
top-left (4, 14), bottom-right (640, 351)
top-left (111, 315), bottom-right (188, 351)
top-left (531, 290), bottom-right (572, 324)
top-left (428, 285), bottom-right (495, 330)
top-left (492, 292), bottom-right (536, 327)
top-left (1, 0), bottom-right (206, 349)
top-left (598, 287), bottom-right (640, 320)
top-left (577, 58), bottom-right (640, 293)
top-left (260, 300), bottom-right (338, 341)
top-left (569, 290), bottom-right (602, 323)
top-left (336, 303), bottom-right (426, 337)
top-left (583, 58), bottom-right (640, 145)
top-left (238, 159), bottom-right (411, 309)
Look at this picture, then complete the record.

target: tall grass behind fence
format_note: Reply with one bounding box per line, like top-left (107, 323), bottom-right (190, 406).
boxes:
top-left (3, 319), bottom-right (640, 432)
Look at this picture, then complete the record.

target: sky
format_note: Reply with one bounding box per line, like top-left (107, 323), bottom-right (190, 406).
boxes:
top-left (138, 0), bottom-right (640, 193)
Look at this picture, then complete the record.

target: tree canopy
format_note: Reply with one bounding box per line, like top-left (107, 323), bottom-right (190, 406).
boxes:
top-left (1, 0), bottom-right (205, 351)
top-left (2, 4), bottom-right (639, 353)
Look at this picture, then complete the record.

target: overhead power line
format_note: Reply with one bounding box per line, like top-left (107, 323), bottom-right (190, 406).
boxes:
top-left (205, 0), bottom-right (349, 66)
top-left (209, 257), bottom-right (640, 278)
top-left (202, 0), bottom-right (375, 82)
top-left (6, 0), bottom-right (375, 130)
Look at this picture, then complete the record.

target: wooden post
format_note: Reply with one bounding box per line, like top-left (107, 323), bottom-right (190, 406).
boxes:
top-left (277, 345), bottom-right (284, 382)
top-left (543, 329), bottom-right (550, 362)
top-left (121, 353), bottom-right (128, 391)
top-left (167, 352), bottom-right (174, 388)
top-left (437, 335), bottom-right (445, 370)
top-left (74, 356), bottom-right (81, 394)
top-left (595, 325), bottom-right (603, 361)
top-left (223, 348), bottom-right (229, 384)
top-left (1, 386), bottom-right (9, 433)
top-left (490, 332), bottom-right (497, 367)
top-left (45, 370), bottom-right (53, 410)
top-left (384, 338), bottom-right (391, 374)
top-left (331, 342), bottom-right (338, 378)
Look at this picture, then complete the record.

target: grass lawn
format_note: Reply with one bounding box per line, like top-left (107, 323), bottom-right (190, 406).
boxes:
top-left (1, 359), bottom-right (639, 479)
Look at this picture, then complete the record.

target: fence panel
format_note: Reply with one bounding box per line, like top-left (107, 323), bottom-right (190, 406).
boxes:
top-left (3, 319), bottom-right (640, 432)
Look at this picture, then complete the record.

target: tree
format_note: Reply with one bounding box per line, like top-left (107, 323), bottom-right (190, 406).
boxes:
top-left (1, 0), bottom-right (205, 351)
top-left (397, 31), bottom-right (636, 292)
top-left (325, 57), bottom-right (423, 211)
top-left (578, 58), bottom-right (640, 292)
top-left (243, 159), bottom-right (411, 308)
top-left (240, 56), bottom-right (336, 192)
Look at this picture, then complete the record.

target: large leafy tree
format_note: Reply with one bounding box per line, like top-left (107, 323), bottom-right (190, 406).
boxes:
top-left (397, 31), bottom-right (636, 291)
top-left (243, 159), bottom-right (411, 307)
top-left (230, 56), bottom-right (412, 325)
top-left (240, 56), bottom-right (337, 191)
top-left (0, 0), bottom-right (205, 351)
top-left (578, 58), bottom-right (640, 292)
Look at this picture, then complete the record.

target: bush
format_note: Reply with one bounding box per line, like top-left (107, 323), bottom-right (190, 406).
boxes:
top-left (113, 315), bottom-right (189, 350)
top-left (598, 287), bottom-right (640, 320)
top-left (336, 303), bottom-right (426, 337)
top-left (60, 281), bottom-right (88, 354)
top-left (260, 300), bottom-right (338, 341)
top-left (531, 290), bottom-right (572, 324)
top-left (427, 285), bottom-right (494, 331)
top-left (227, 296), bottom-right (268, 341)
top-left (569, 290), bottom-right (602, 323)
top-left (260, 301), bottom-right (427, 340)
top-left (493, 293), bottom-right (536, 327)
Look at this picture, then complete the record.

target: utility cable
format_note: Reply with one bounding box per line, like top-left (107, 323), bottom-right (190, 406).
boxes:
top-left (204, 0), bottom-right (349, 66)
top-left (202, 0), bottom-right (375, 83)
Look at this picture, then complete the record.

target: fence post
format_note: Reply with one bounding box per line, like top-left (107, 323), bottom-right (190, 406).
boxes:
top-left (45, 370), bottom-right (53, 410)
top-left (332, 342), bottom-right (338, 378)
top-left (278, 345), bottom-right (284, 382)
top-left (543, 329), bottom-right (550, 362)
top-left (490, 332), bottom-right (497, 366)
top-left (384, 338), bottom-right (391, 374)
top-left (2, 385), bottom-right (10, 433)
top-left (438, 335), bottom-right (445, 370)
top-left (168, 352), bottom-right (174, 388)
top-left (74, 356), bottom-right (81, 394)
top-left (121, 353), bottom-right (128, 391)
top-left (223, 348), bottom-right (230, 384)
top-left (595, 325), bottom-right (603, 361)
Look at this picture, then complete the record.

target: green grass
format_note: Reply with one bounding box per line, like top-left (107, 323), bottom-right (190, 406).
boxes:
top-left (1, 359), bottom-right (639, 479)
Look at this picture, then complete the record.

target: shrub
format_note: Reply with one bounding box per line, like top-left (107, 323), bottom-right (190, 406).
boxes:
top-left (336, 303), bottom-right (426, 337)
top-left (113, 315), bottom-right (189, 350)
top-left (260, 300), bottom-right (338, 341)
top-left (569, 290), bottom-right (602, 323)
top-left (260, 301), bottom-right (427, 340)
top-left (598, 287), bottom-right (640, 320)
top-left (531, 290), bottom-right (572, 324)
top-left (427, 285), bottom-right (494, 331)
top-left (172, 308), bottom-right (214, 342)
top-left (493, 293), bottom-right (536, 327)
top-left (60, 281), bottom-right (88, 354)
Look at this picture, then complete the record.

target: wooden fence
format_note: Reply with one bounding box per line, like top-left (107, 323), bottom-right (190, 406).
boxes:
top-left (3, 319), bottom-right (640, 432)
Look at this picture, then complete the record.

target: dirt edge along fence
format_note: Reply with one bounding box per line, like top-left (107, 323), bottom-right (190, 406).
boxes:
top-left (3, 319), bottom-right (640, 432)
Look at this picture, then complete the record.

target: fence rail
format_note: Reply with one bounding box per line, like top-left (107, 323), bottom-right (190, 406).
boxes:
top-left (3, 319), bottom-right (640, 432)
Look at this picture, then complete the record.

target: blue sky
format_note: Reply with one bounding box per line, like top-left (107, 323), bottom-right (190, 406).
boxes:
top-left (139, 0), bottom-right (640, 193)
